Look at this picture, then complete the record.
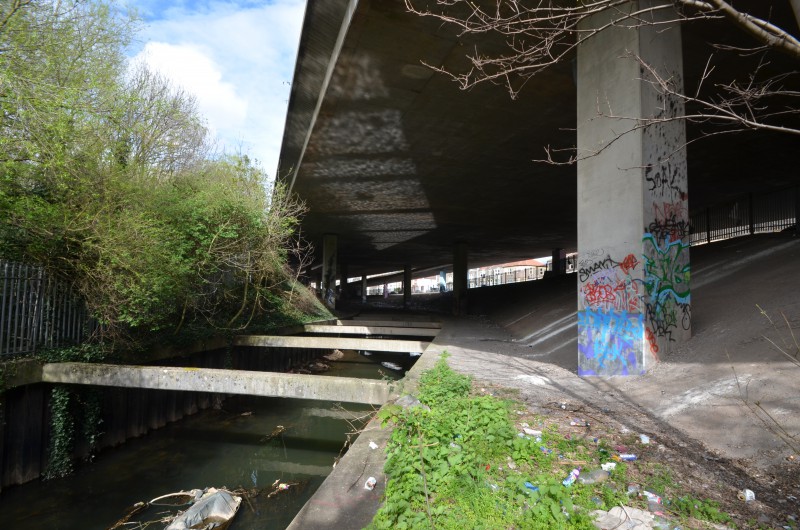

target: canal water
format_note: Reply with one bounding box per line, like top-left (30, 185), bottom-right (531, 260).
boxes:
top-left (0, 349), bottom-right (407, 529)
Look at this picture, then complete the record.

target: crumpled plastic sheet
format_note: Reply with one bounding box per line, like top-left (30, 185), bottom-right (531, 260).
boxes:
top-left (591, 506), bottom-right (655, 530)
top-left (166, 489), bottom-right (242, 530)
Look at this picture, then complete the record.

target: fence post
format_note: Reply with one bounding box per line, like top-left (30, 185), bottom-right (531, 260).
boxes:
top-left (796, 185), bottom-right (800, 236)
top-left (706, 208), bottom-right (712, 244)
top-left (748, 192), bottom-right (755, 235)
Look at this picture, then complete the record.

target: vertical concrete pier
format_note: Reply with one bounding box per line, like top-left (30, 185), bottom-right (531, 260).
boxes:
top-left (576, 0), bottom-right (690, 375)
top-left (452, 242), bottom-right (468, 315)
top-left (322, 234), bottom-right (338, 308)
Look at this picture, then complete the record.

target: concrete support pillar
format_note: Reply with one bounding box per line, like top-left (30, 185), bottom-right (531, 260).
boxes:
top-left (576, 0), bottom-right (690, 375)
top-left (339, 263), bottom-right (349, 300)
top-left (552, 248), bottom-right (567, 275)
top-left (361, 276), bottom-right (368, 303)
top-left (403, 265), bottom-right (413, 308)
top-left (321, 234), bottom-right (338, 309)
top-left (452, 242), bottom-right (468, 315)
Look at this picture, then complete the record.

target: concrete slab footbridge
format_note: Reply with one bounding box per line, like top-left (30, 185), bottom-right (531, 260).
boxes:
top-left (278, 0), bottom-right (799, 376)
top-left (38, 319), bottom-right (439, 405)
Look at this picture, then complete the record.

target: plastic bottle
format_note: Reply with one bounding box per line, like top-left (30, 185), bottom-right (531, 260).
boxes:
top-left (578, 469), bottom-right (610, 484)
top-left (562, 468), bottom-right (580, 487)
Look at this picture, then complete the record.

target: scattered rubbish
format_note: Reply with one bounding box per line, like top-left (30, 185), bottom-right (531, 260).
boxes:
top-left (409, 351), bottom-right (422, 357)
top-left (488, 483), bottom-right (499, 492)
top-left (578, 469), bottom-right (610, 485)
top-left (450, 442), bottom-right (461, 450)
top-left (381, 361), bottom-right (403, 371)
top-left (165, 489), bottom-right (241, 530)
top-left (395, 395), bottom-right (430, 411)
top-left (266, 479), bottom-right (298, 498)
top-left (539, 446), bottom-right (553, 455)
top-left (627, 484), bottom-right (641, 496)
top-left (615, 453), bottom-right (637, 462)
top-left (368, 441), bottom-right (379, 450)
top-left (523, 427), bottom-right (542, 436)
top-left (738, 489), bottom-right (756, 502)
top-left (591, 506), bottom-right (653, 530)
top-left (601, 462), bottom-right (617, 472)
top-left (562, 468), bottom-right (580, 487)
top-left (570, 419), bottom-right (589, 427)
top-left (506, 457), bottom-right (517, 470)
top-left (362, 351), bottom-right (372, 356)
top-left (639, 434), bottom-right (651, 444)
top-left (260, 425), bottom-right (286, 443)
top-left (590, 496), bottom-right (603, 506)
top-left (364, 477), bottom-right (377, 491)
top-left (323, 349), bottom-right (344, 361)
top-left (644, 490), bottom-right (664, 514)
top-left (643, 491), bottom-right (662, 505)
top-left (308, 362), bottom-right (330, 373)
top-left (620, 426), bottom-right (630, 434)
top-left (524, 482), bottom-right (539, 493)
top-left (560, 402), bottom-right (567, 409)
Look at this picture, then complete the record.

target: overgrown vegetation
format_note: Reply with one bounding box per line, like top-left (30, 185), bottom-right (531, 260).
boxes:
top-left (0, 0), bottom-right (327, 349)
top-left (370, 356), bottom-right (734, 529)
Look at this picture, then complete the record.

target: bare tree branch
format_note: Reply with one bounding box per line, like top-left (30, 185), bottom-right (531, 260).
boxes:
top-left (406, 0), bottom-right (800, 161)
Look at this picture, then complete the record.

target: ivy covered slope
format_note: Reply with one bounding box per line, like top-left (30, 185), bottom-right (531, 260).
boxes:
top-left (370, 356), bottom-right (733, 530)
top-left (0, 0), bottom-right (329, 348)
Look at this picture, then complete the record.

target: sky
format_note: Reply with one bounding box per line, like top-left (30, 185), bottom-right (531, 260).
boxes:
top-left (127, 0), bottom-right (307, 182)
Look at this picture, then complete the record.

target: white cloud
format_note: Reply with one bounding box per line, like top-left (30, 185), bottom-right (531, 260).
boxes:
top-left (127, 0), bottom-right (307, 180)
top-left (133, 42), bottom-right (248, 132)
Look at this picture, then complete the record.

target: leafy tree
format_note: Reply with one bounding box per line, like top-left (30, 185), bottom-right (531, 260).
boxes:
top-left (0, 0), bottom-right (320, 346)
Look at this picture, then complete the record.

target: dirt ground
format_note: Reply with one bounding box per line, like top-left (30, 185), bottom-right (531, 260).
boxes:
top-left (360, 233), bottom-right (800, 528)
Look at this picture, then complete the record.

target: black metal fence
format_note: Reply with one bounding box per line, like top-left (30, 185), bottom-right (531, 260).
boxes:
top-left (690, 186), bottom-right (799, 245)
top-left (1, 261), bottom-right (92, 356)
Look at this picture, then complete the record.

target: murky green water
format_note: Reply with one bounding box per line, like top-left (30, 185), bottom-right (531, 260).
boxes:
top-left (0, 350), bottom-right (406, 529)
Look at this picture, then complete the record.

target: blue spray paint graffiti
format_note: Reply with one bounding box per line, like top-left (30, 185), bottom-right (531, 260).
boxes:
top-left (577, 310), bottom-right (645, 376)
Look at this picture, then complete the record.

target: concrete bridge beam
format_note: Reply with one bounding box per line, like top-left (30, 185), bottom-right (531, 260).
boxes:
top-left (41, 363), bottom-right (391, 405)
top-left (234, 335), bottom-right (429, 353)
top-left (576, 0), bottom-right (690, 375)
top-left (303, 324), bottom-right (439, 337)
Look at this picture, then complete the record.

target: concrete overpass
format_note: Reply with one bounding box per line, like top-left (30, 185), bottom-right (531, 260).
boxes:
top-left (277, 0), bottom-right (799, 375)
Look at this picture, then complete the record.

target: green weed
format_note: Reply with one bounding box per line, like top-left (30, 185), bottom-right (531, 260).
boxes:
top-left (369, 356), bottom-right (734, 529)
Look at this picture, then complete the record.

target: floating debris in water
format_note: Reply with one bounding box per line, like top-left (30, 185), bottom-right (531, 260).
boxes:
top-left (381, 361), bottom-right (403, 371)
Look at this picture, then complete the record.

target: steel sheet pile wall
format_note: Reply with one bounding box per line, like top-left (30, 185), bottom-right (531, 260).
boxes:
top-left (0, 350), bottom-right (227, 490)
top-left (0, 345), bottom-right (319, 489)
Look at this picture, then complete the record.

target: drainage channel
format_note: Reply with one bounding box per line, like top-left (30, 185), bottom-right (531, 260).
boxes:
top-left (0, 318), bottom-right (438, 529)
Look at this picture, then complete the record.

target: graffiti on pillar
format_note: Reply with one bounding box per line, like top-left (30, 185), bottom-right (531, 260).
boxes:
top-left (577, 310), bottom-right (645, 376)
top-left (647, 201), bottom-right (690, 241)
top-left (642, 233), bottom-right (690, 340)
top-left (580, 253), bottom-right (641, 313)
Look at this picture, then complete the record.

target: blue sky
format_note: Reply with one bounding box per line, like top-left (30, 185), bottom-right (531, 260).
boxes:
top-left (127, 0), bottom-right (307, 182)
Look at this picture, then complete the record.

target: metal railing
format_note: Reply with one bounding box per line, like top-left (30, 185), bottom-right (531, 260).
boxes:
top-left (690, 186), bottom-right (798, 246)
top-left (1, 261), bottom-right (92, 356)
top-left (468, 266), bottom-right (548, 288)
